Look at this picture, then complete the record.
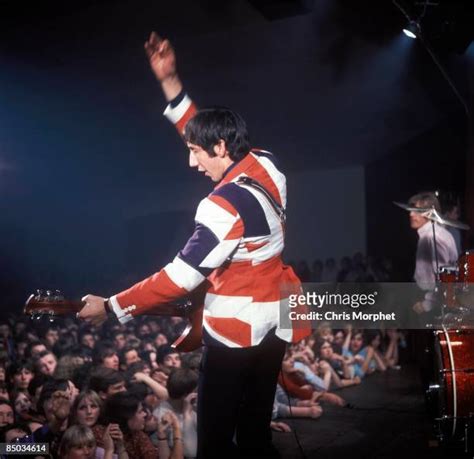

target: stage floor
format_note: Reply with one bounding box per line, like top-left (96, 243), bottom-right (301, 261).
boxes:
top-left (273, 364), bottom-right (465, 459)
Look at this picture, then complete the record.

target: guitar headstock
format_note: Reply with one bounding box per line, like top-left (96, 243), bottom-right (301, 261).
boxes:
top-left (24, 289), bottom-right (81, 320)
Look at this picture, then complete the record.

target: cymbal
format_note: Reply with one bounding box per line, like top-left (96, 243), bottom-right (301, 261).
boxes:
top-left (423, 208), bottom-right (470, 230)
top-left (393, 202), bottom-right (431, 212)
top-left (393, 202), bottom-right (470, 230)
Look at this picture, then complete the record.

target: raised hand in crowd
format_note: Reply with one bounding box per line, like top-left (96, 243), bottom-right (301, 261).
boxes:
top-left (103, 423), bottom-right (129, 459)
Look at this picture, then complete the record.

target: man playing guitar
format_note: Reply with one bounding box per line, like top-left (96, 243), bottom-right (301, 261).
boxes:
top-left (78, 32), bottom-right (310, 458)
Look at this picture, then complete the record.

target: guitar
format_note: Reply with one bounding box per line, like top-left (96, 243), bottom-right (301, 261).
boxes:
top-left (24, 288), bottom-right (205, 352)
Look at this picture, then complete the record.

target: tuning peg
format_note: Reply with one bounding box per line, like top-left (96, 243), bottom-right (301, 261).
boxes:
top-left (36, 289), bottom-right (44, 299)
top-left (54, 290), bottom-right (63, 300)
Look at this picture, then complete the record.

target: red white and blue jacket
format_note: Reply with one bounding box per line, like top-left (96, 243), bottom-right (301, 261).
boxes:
top-left (109, 94), bottom-right (310, 347)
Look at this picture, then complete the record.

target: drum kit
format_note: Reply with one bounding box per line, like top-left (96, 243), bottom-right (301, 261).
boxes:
top-left (431, 250), bottom-right (474, 451)
top-left (395, 201), bottom-right (474, 451)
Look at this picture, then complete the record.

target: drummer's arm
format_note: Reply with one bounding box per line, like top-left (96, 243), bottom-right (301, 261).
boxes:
top-left (419, 237), bottom-right (458, 312)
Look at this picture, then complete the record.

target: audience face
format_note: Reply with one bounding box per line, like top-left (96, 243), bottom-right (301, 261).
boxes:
top-left (113, 334), bottom-right (126, 350)
top-left (0, 324), bottom-right (10, 339)
top-left (14, 322), bottom-right (27, 336)
top-left (154, 333), bottom-right (168, 347)
top-left (44, 390), bottom-right (71, 425)
top-left (14, 392), bottom-right (32, 418)
top-left (319, 341), bottom-right (333, 360)
top-left (65, 444), bottom-right (95, 459)
top-left (76, 396), bottom-right (100, 427)
top-left (31, 343), bottom-right (47, 357)
top-left (333, 331), bottom-right (345, 347)
top-left (12, 368), bottom-right (34, 390)
top-left (370, 334), bottom-right (381, 349)
top-left (102, 353), bottom-right (119, 371)
top-left (105, 381), bottom-right (126, 398)
top-left (320, 329), bottom-right (334, 343)
top-left (44, 329), bottom-right (59, 348)
top-left (16, 342), bottom-right (28, 358)
top-left (0, 385), bottom-right (9, 401)
top-left (162, 352), bottom-right (181, 369)
top-left (144, 407), bottom-right (158, 433)
top-left (127, 402), bottom-right (147, 432)
top-left (138, 324), bottom-right (151, 337)
top-left (38, 353), bottom-right (57, 376)
top-left (0, 403), bottom-right (14, 427)
top-left (81, 334), bottom-right (95, 349)
top-left (350, 333), bottom-right (364, 353)
top-left (124, 349), bottom-right (140, 367)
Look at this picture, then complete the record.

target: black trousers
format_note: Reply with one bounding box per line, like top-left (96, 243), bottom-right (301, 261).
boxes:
top-left (196, 330), bottom-right (286, 459)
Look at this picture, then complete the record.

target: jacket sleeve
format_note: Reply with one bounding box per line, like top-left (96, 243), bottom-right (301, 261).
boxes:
top-left (163, 91), bottom-right (197, 135)
top-left (109, 193), bottom-right (244, 323)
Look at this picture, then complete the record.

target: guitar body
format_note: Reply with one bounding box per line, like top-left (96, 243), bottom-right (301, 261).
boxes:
top-left (172, 304), bottom-right (204, 352)
top-left (25, 286), bottom-right (208, 353)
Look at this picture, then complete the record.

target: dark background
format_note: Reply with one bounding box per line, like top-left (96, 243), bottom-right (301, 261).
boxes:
top-left (1, 0), bottom-right (472, 311)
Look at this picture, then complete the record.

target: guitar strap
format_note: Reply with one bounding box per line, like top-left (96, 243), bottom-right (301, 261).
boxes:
top-left (236, 176), bottom-right (286, 225)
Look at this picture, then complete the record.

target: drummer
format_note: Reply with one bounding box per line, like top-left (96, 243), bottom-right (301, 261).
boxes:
top-left (408, 191), bottom-right (458, 315)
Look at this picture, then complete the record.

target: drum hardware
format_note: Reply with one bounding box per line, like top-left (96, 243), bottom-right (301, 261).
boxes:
top-left (440, 368), bottom-right (474, 374)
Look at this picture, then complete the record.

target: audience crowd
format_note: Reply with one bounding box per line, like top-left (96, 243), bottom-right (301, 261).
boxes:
top-left (0, 253), bottom-right (404, 458)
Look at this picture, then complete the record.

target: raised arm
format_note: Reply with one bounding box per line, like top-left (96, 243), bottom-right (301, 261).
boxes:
top-left (145, 32), bottom-right (183, 102)
top-left (145, 32), bottom-right (197, 136)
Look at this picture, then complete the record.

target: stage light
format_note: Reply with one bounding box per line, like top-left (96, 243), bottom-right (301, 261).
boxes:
top-left (403, 21), bottom-right (419, 39)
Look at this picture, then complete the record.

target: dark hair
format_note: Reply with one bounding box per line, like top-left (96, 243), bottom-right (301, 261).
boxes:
top-left (103, 392), bottom-right (141, 433)
top-left (24, 341), bottom-right (48, 360)
top-left (0, 421), bottom-right (31, 443)
top-left (126, 382), bottom-right (150, 401)
top-left (7, 360), bottom-right (34, 380)
top-left (39, 325), bottom-right (59, 339)
top-left (78, 329), bottom-right (95, 343)
top-left (167, 368), bottom-right (198, 400)
top-left (124, 361), bottom-right (148, 382)
top-left (36, 379), bottom-right (69, 416)
top-left (119, 346), bottom-right (139, 366)
top-left (181, 352), bottom-right (201, 371)
top-left (88, 367), bottom-right (124, 394)
top-left (0, 399), bottom-right (13, 410)
top-left (184, 107), bottom-right (250, 162)
top-left (156, 344), bottom-right (177, 365)
top-left (27, 374), bottom-right (49, 398)
top-left (72, 362), bottom-right (94, 391)
top-left (408, 191), bottom-right (441, 212)
top-left (314, 338), bottom-right (332, 359)
top-left (93, 341), bottom-right (117, 365)
top-left (365, 330), bottom-right (383, 347)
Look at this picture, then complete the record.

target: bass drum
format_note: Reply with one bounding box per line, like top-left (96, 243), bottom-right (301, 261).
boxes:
top-left (430, 327), bottom-right (474, 442)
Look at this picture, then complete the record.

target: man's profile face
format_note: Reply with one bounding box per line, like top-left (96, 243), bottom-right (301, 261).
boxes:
top-left (187, 142), bottom-right (230, 182)
top-left (409, 201), bottom-right (429, 230)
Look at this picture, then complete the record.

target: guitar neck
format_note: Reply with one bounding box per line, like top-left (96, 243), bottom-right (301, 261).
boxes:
top-left (25, 293), bottom-right (190, 319)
